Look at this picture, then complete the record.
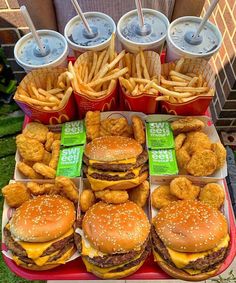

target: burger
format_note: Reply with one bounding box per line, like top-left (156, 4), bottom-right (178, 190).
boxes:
top-left (4, 194), bottom-right (77, 270)
top-left (80, 201), bottom-right (151, 279)
top-left (83, 136), bottom-right (148, 191)
top-left (152, 200), bottom-right (230, 281)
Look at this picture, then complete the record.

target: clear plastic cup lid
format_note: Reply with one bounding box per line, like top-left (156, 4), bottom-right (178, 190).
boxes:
top-left (169, 18), bottom-right (221, 55)
top-left (119, 10), bottom-right (168, 44)
top-left (15, 30), bottom-right (67, 67)
top-left (66, 13), bottom-right (115, 47)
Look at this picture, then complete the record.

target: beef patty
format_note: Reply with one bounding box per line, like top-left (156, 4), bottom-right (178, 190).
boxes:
top-left (84, 163), bottom-right (148, 181)
top-left (83, 150), bottom-right (148, 172)
top-left (74, 218), bottom-right (82, 253)
top-left (4, 225), bottom-right (74, 259)
top-left (84, 237), bottom-right (150, 269)
top-left (151, 226), bottom-right (228, 272)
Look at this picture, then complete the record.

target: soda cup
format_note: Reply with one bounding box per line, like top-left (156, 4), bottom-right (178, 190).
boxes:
top-left (64, 12), bottom-right (116, 57)
top-left (166, 16), bottom-right (222, 62)
top-left (117, 9), bottom-right (169, 54)
top-left (14, 30), bottom-right (69, 73)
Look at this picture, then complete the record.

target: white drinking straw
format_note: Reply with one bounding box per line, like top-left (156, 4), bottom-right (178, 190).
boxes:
top-left (135, 0), bottom-right (145, 29)
top-left (192, 0), bottom-right (219, 39)
top-left (71, 0), bottom-right (93, 35)
top-left (20, 6), bottom-right (46, 56)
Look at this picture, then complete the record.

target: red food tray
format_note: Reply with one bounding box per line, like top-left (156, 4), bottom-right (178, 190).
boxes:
top-left (2, 180), bottom-right (236, 280)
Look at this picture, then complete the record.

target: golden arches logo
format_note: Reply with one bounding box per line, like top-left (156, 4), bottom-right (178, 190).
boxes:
top-left (49, 114), bottom-right (69, 125)
top-left (161, 105), bottom-right (177, 116)
top-left (101, 97), bottom-right (116, 111)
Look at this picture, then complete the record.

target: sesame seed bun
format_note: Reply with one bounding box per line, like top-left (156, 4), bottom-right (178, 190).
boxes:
top-left (153, 200), bottom-right (228, 253)
top-left (82, 201), bottom-right (150, 254)
top-left (10, 195), bottom-right (76, 242)
top-left (84, 136), bottom-right (143, 162)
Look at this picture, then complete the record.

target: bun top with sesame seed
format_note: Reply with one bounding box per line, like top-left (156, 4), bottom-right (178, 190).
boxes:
top-left (82, 201), bottom-right (150, 254)
top-left (84, 136), bottom-right (143, 162)
top-left (10, 195), bottom-right (76, 242)
top-left (152, 200), bottom-right (228, 253)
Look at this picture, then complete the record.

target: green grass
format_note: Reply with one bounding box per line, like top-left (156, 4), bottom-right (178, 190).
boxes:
top-left (0, 136), bottom-right (16, 158)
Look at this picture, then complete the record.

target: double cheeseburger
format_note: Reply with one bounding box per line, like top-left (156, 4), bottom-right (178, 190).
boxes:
top-left (4, 195), bottom-right (77, 270)
top-left (81, 201), bottom-right (151, 279)
top-left (83, 136), bottom-right (148, 191)
top-left (152, 200), bottom-right (230, 281)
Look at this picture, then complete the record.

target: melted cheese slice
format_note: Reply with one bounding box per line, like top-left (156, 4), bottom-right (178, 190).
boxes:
top-left (13, 246), bottom-right (74, 267)
top-left (87, 166), bottom-right (142, 178)
top-left (17, 228), bottom-right (74, 260)
top-left (166, 234), bottom-right (230, 269)
top-left (87, 174), bottom-right (142, 191)
top-left (89, 158), bottom-right (136, 165)
top-left (82, 239), bottom-right (107, 258)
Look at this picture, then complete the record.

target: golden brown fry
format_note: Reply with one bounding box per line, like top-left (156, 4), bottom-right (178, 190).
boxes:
top-left (87, 52), bottom-right (98, 82)
top-left (55, 176), bottom-right (79, 203)
top-left (49, 140), bottom-right (60, 169)
top-left (2, 183), bottom-right (31, 208)
top-left (132, 115), bottom-right (145, 144)
top-left (136, 53), bottom-right (142, 79)
top-left (128, 180), bottom-right (149, 207)
top-left (175, 57), bottom-right (185, 72)
top-left (140, 50), bottom-right (150, 80)
top-left (161, 76), bottom-right (188, 86)
top-left (17, 162), bottom-right (42, 179)
top-left (80, 189), bottom-right (96, 212)
top-left (33, 163), bottom-right (56, 179)
top-left (23, 122), bottom-right (48, 143)
top-left (95, 190), bottom-right (129, 204)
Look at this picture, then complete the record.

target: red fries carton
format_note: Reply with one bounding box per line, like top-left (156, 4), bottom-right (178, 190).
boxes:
top-left (14, 68), bottom-right (76, 125)
top-left (72, 51), bottom-right (119, 119)
top-left (160, 58), bottom-right (215, 115)
top-left (119, 51), bottom-right (161, 114)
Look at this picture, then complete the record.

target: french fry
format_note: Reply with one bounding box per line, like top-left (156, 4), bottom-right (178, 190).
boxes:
top-left (94, 50), bottom-right (106, 76)
top-left (175, 57), bottom-right (185, 73)
top-left (47, 88), bottom-right (63, 94)
top-left (161, 76), bottom-right (188, 86)
top-left (131, 54), bottom-right (136, 77)
top-left (151, 83), bottom-right (194, 98)
top-left (124, 53), bottom-right (132, 77)
top-left (109, 33), bottom-right (115, 62)
top-left (173, 86), bottom-right (209, 93)
top-left (46, 76), bottom-right (52, 91)
top-left (170, 76), bottom-right (187, 82)
top-left (17, 87), bottom-right (29, 97)
top-left (129, 77), bottom-right (136, 89)
top-left (17, 94), bottom-right (58, 106)
top-left (197, 74), bottom-right (203, 87)
top-left (87, 52), bottom-right (98, 82)
top-left (119, 77), bottom-right (133, 93)
top-left (188, 77), bottom-right (198, 87)
top-left (68, 61), bottom-right (80, 92)
top-left (169, 71), bottom-right (192, 81)
top-left (58, 87), bottom-right (72, 108)
top-left (140, 50), bottom-right (150, 80)
top-left (107, 79), bottom-right (116, 94)
top-left (136, 53), bottom-right (142, 79)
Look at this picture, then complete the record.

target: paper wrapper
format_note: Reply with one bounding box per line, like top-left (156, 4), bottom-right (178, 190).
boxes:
top-left (160, 58), bottom-right (215, 115)
top-left (73, 51), bottom-right (119, 119)
top-left (120, 51), bottom-right (161, 114)
top-left (14, 68), bottom-right (76, 125)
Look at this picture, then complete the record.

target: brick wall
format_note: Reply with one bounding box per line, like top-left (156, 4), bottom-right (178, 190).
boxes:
top-left (203, 0), bottom-right (236, 131)
top-left (0, 0), bottom-right (27, 82)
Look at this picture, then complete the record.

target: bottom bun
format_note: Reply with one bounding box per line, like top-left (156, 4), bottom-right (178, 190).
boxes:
top-left (14, 247), bottom-right (76, 271)
top-left (88, 172), bottom-right (148, 191)
top-left (82, 257), bottom-right (145, 279)
top-left (153, 250), bottom-right (219, 282)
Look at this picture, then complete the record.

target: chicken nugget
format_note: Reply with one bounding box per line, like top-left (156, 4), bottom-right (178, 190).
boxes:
top-left (22, 159), bottom-right (35, 167)
top-left (16, 134), bottom-right (44, 161)
top-left (2, 183), bottom-right (31, 208)
top-left (176, 148), bottom-right (191, 170)
top-left (17, 162), bottom-right (42, 179)
top-left (132, 115), bottom-right (145, 144)
top-left (49, 140), bottom-right (60, 169)
top-left (55, 176), bottom-right (79, 203)
top-left (53, 132), bottom-right (61, 140)
top-left (80, 189), bottom-right (96, 212)
top-left (170, 177), bottom-right (200, 200)
top-left (23, 122), bottom-right (48, 143)
top-left (171, 117), bottom-right (205, 135)
top-left (122, 125), bottom-right (134, 138)
top-left (95, 190), bottom-right (129, 204)
top-left (85, 111), bottom-right (100, 140)
top-left (211, 142), bottom-right (226, 169)
top-left (184, 132), bottom-right (211, 154)
top-left (33, 163), bottom-right (56, 179)
top-left (41, 150), bottom-right (51, 166)
top-left (41, 183), bottom-right (60, 195)
top-left (45, 132), bottom-right (54, 151)
top-left (128, 180), bottom-right (149, 207)
top-left (175, 133), bottom-right (186, 150)
top-left (110, 117), bottom-right (128, 136)
top-left (186, 150), bottom-right (217, 176)
top-left (27, 182), bottom-right (45, 195)
top-left (151, 185), bottom-right (178, 209)
top-left (199, 183), bottom-right (225, 209)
